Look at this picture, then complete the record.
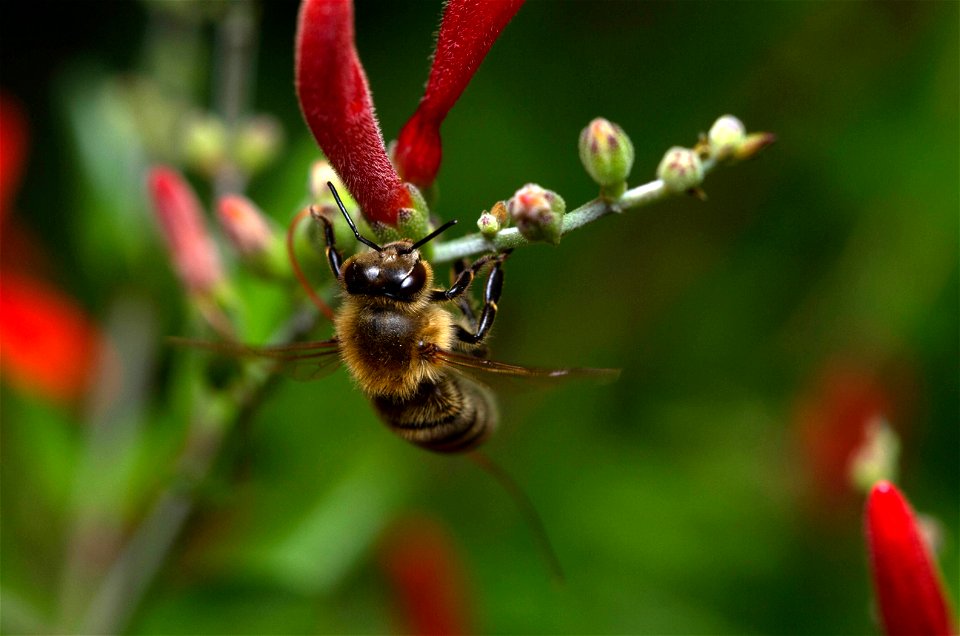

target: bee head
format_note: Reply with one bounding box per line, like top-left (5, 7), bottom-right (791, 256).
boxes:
top-left (343, 244), bottom-right (428, 301)
top-left (326, 182), bottom-right (457, 302)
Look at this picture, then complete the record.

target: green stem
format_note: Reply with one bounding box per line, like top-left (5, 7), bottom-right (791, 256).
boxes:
top-left (433, 157), bottom-right (718, 264)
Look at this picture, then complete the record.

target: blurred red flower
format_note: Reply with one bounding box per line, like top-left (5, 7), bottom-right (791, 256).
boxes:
top-left (295, 0), bottom-right (523, 225)
top-left (0, 94), bottom-right (101, 402)
top-left (865, 481), bottom-right (955, 636)
top-left (793, 361), bottom-right (892, 510)
top-left (379, 516), bottom-right (473, 636)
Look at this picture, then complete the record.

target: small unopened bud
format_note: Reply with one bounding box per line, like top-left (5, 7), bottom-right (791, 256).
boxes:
top-left (732, 132), bottom-right (777, 161)
top-left (235, 115), bottom-right (284, 176)
top-left (708, 115), bottom-right (746, 160)
top-left (374, 183), bottom-right (433, 248)
top-left (579, 118), bottom-right (634, 195)
top-left (848, 418), bottom-right (900, 494)
top-left (476, 201), bottom-right (509, 239)
top-left (181, 112), bottom-right (227, 177)
top-left (657, 147), bottom-right (704, 194)
top-left (477, 212), bottom-right (500, 238)
top-left (507, 184), bottom-right (566, 245)
top-left (217, 195), bottom-right (274, 257)
top-left (148, 166), bottom-right (225, 295)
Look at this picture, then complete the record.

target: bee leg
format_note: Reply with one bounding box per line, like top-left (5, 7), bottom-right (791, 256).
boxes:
top-left (430, 251), bottom-right (509, 303)
top-left (455, 257), bottom-right (505, 345)
top-left (449, 259), bottom-right (479, 326)
top-left (448, 261), bottom-right (490, 357)
top-left (310, 208), bottom-right (343, 278)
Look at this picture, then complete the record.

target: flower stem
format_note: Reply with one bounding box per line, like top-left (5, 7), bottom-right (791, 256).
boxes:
top-left (432, 157), bottom-right (718, 264)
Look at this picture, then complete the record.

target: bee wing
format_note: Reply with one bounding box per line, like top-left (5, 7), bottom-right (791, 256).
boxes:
top-left (168, 337), bottom-right (341, 381)
top-left (435, 349), bottom-right (620, 385)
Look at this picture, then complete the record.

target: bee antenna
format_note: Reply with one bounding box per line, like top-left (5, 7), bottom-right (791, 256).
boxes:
top-left (326, 181), bottom-right (383, 252)
top-left (407, 219), bottom-right (458, 252)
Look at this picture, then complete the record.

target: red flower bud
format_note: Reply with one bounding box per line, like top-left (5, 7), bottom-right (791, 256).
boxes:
top-left (394, 0), bottom-right (524, 189)
top-left (148, 166), bottom-right (224, 295)
top-left (217, 194), bottom-right (273, 257)
top-left (295, 0), bottom-right (411, 225)
top-left (865, 481), bottom-right (955, 636)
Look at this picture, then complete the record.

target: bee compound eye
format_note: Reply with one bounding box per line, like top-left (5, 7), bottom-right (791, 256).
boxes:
top-left (399, 262), bottom-right (427, 295)
top-left (344, 261), bottom-right (376, 293)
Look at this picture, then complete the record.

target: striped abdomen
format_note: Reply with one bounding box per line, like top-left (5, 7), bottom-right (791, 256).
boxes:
top-left (371, 373), bottom-right (497, 453)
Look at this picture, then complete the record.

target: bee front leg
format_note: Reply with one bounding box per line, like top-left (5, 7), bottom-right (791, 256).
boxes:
top-left (450, 259), bottom-right (480, 327)
top-left (454, 257), bottom-right (506, 345)
top-left (310, 207), bottom-right (343, 279)
top-left (430, 251), bottom-right (509, 304)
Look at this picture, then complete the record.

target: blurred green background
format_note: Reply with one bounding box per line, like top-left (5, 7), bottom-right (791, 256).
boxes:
top-left (1, 1), bottom-right (957, 634)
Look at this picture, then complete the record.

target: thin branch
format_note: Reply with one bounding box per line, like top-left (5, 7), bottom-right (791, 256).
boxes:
top-left (432, 157), bottom-right (718, 264)
top-left (213, 0), bottom-right (257, 198)
top-left (80, 306), bottom-right (317, 634)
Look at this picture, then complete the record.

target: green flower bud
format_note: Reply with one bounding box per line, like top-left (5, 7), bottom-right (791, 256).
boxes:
top-left (235, 115), bottom-right (284, 176)
top-left (477, 212), bottom-right (500, 238)
top-left (579, 118), bottom-right (634, 193)
top-left (708, 114), bottom-right (746, 160)
top-left (181, 111), bottom-right (227, 177)
top-left (368, 184), bottom-right (446, 257)
top-left (656, 147), bottom-right (704, 193)
top-left (506, 184), bottom-right (566, 245)
top-left (476, 201), bottom-right (509, 239)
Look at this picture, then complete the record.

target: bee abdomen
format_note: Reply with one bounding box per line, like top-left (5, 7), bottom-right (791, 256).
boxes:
top-left (372, 375), bottom-right (497, 453)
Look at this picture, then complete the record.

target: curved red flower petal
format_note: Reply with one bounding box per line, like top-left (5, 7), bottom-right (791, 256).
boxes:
top-left (295, 0), bottom-right (410, 226)
top-left (865, 481), bottom-right (955, 636)
top-left (394, 0), bottom-right (525, 189)
top-left (148, 166), bottom-right (224, 295)
top-left (0, 271), bottom-right (101, 402)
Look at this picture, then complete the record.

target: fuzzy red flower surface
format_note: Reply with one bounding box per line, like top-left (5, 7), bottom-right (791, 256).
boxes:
top-left (393, 0), bottom-right (524, 189)
top-left (295, 0), bottom-right (411, 226)
top-left (865, 481), bottom-right (955, 636)
top-left (295, 0), bottom-right (522, 223)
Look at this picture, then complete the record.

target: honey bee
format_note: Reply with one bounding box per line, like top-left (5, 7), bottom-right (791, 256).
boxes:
top-left (182, 182), bottom-right (617, 454)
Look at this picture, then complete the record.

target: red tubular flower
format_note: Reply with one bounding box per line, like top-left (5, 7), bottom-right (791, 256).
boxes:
top-left (148, 166), bottom-right (224, 295)
top-left (295, 0), bottom-right (523, 223)
top-left (295, 0), bottom-right (411, 226)
top-left (865, 481), bottom-right (955, 636)
top-left (394, 0), bottom-right (524, 190)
